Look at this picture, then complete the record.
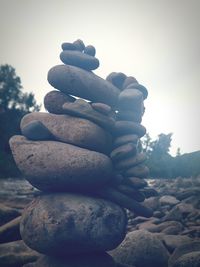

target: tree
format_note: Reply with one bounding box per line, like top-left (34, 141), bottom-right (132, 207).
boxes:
top-left (0, 64), bottom-right (40, 177)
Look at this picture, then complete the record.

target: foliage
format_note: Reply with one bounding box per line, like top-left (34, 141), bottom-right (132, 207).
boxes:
top-left (141, 133), bottom-right (200, 178)
top-left (0, 65), bottom-right (40, 177)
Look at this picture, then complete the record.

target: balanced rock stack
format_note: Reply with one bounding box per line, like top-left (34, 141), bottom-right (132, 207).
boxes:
top-left (9, 39), bottom-right (153, 266)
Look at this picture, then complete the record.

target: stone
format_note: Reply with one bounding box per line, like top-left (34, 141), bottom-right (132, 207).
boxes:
top-left (122, 76), bottom-right (138, 89)
top-left (110, 230), bottom-right (169, 267)
top-left (91, 102), bottom-right (112, 115)
top-left (61, 42), bottom-right (76, 50)
top-left (126, 82), bottom-right (148, 99)
top-left (160, 234), bottom-right (192, 253)
top-left (114, 121), bottom-right (146, 137)
top-left (113, 134), bottom-right (138, 148)
top-left (160, 195), bottom-right (180, 206)
top-left (117, 110), bottom-right (142, 122)
top-left (48, 65), bottom-right (120, 108)
top-left (168, 241), bottom-right (200, 267)
top-left (139, 220), bottom-right (183, 233)
top-left (143, 196), bottom-right (160, 211)
top-left (106, 72), bottom-right (127, 90)
top-left (44, 90), bottom-right (75, 114)
top-left (163, 203), bottom-right (196, 222)
top-left (115, 153), bottom-right (146, 170)
top-left (98, 187), bottom-right (153, 217)
top-left (62, 99), bottom-right (115, 131)
top-left (0, 216), bottom-right (21, 243)
top-left (0, 240), bottom-right (40, 267)
top-left (23, 252), bottom-right (116, 267)
top-left (84, 45), bottom-right (96, 56)
top-left (110, 143), bottom-right (137, 162)
top-left (0, 203), bottom-right (21, 226)
top-left (20, 194), bottom-right (127, 256)
top-left (118, 89), bottom-right (144, 112)
top-left (21, 120), bottom-right (53, 141)
top-left (124, 164), bottom-right (149, 178)
top-left (73, 39), bottom-right (85, 51)
top-left (9, 136), bottom-right (113, 192)
top-left (172, 251), bottom-right (200, 267)
top-left (60, 50), bottom-right (99, 70)
top-left (161, 224), bottom-right (183, 235)
top-left (141, 187), bottom-right (158, 198)
top-left (128, 177), bottom-right (148, 189)
top-left (21, 112), bottom-right (112, 154)
top-left (114, 184), bottom-right (145, 202)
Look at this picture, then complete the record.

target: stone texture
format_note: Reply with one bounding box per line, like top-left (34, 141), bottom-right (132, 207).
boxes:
top-left (125, 82), bottom-right (148, 99)
top-left (9, 135), bottom-right (113, 192)
top-left (160, 195), bottom-right (180, 206)
top-left (160, 234), bottom-right (192, 253)
top-left (61, 42), bottom-right (76, 51)
top-left (60, 50), bottom-right (99, 70)
top-left (20, 194), bottom-right (127, 256)
top-left (110, 143), bottom-right (137, 162)
top-left (109, 230), bottom-right (169, 267)
top-left (115, 153), bottom-right (146, 170)
top-left (0, 216), bottom-right (21, 243)
top-left (172, 251), bottom-right (200, 267)
top-left (116, 110), bottom-right (142, 122)
top-left (0, 240), bottom-right (40, 267)
top-left (44, 90), bottom-right (75, 114)
top-left (128, 177), bottom-right (148, 189)
top-left (124, 164), bottom-right (149, 178)
top-left (118, 89), bottom-right (143, 112)
top-left (0, 203), bottom-right (21, 226)
top-left (84, 45), bottom-right (96, 56)
top-left (73, 39), bottom-right (85, 51)
top-left (21, 112), bottom-right (112, 154)
top-left (106, 72), bottom-right (127, 90)
top-left (113, 134), bottom-right (138, 148)
top-left (47, 65), bottom-right (120, 108)
top-left (122, 76), bottom-right (138, 89)
top-left (91, 102), bottom-right (112, 115)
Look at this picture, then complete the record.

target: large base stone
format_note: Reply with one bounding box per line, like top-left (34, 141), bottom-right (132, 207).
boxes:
top-left (20, 193), bottom-right (127, 256)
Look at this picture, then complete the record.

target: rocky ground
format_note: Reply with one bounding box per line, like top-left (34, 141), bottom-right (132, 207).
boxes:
top-left (0, 176), bottom-right (200, 267)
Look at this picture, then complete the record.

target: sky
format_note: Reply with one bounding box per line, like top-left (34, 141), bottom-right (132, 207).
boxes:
top-left (0, 0), bottom-right (200, 156)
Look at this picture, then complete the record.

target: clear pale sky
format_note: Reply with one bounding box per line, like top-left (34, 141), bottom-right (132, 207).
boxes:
top-left (0, 0), bottom-right (199, 155)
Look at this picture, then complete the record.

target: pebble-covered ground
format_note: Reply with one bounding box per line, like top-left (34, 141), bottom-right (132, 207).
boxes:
top-left (0, 177), bottom-right (200, 267)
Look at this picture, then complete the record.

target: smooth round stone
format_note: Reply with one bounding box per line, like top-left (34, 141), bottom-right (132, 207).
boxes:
top-left (73, 39), bottom-right (85, 51)
top-left (110, 143), bottom-right (137, 162)
top-left (47, 65), bottom-right (120, 108)
top-left (110, 230), bottom-right (169, 267)
top-left (84, 45), bottom-right (96, 56)
top-left (172, 251), bottom-right (200, 267)
top-left (128, 177), bottom-right (148, 189)
top-left (106, 72), bottom-right (127, 90)
top-left (60, 50), bottom-right (99, 70)
top-left (44, 90), bottom-right (75, 114)
top-left (21, 120), bottom-right (53, 141)
top-left (20, 112), bottom-right (112, 154)
top-left (114, 121), bottom-right (146, 137)
top-left (61, 42), bottom-right (77, 51)
top-left (20, 194), bottom-right (127, 256)
top-left (115, 153), bottom-right (146, 170)
top-left (91, 102), bottom-right (112, 115)
top-left (117, 110), bottom-right (142, 122)
top-left (118, 89), bottom-right (143, 111)
top-left (126, 83), bottom-right (148, 99)
top-left (9, 136), bottom-right (113, 192)
top-left (23, 252), bottom-right (115, 267)
top-left (124, 164), bottom-right (149, 178)
top-left (122, 76), bottom-right (138, 89)
top-left (113, 134), bottom-right (138, 148)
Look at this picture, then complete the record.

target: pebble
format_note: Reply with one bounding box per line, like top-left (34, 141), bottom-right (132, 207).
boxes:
top-left (91, 102), bottom-right (112, 115)
top-left (126, 82), bottom-right (148, 99)
top-left (61, 42), bottom-right (77, 51)
top-left (122, 76), bottom-right (138, 89)
top-left (118, 89), bottom-right (143, 112)
top-left (73, 39), bottom-right (85, 51)
top-left (106, 72), bottom-right (127, 90)
top-left (110, 143), bottom-right (137, 162)
top-left (60, 50), bottom-right (99, 70)
top-left (113, 134), bottom-right (138, 148)
top-left (124, 164), bottom-right (149, 178)
top-left (84, 45), bottom-right (96, 56)
top-left (115, 153), bottom-right (146, 170)
top-left (117, 110), bottom-right (142, 122)
top-left (114, 121), bottom-right (146, 137)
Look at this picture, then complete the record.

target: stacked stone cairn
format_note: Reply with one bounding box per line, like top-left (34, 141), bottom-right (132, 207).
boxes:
top-left (9, 39), bottom-right (154, 266)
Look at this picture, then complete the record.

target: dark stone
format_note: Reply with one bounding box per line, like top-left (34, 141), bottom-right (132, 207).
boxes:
top-left (113, 134), bottom-right (138, 148)
top-left (47, 65), bottom-right (120, 108)
top-left (172, 251), bottom-right (200, 267)
top-left (20, 193), bottom-right (127, 256)
top-left (126, 82), bottom-right (148, 99)
top-left (110, 143), bottom-right (137, 162)
top-left (122, 76), bottom-right (138, 89)
top-left (21, 120), bottom-right (53, 141)
top-left (118, 89), bottom-right (144, 112)
top-left (109, 230), bottom-right (169, 267)
top-left (84, 45), bottom-right (96, 56)
top-left (116, 110), bottom-right (142, 122)
top-left (44, 90), bottom-right (75, 114)
top-left (114, 185), bottom-right (145, 202)
top-left (128, 177), bottom-right (148, 189)
top-left (124, 164), bottom-right (149, 178)
top-left (0, 216), bottom-right (21, 243)
top-left (9, 136), bottom-right (113, 192)
top-left (0, 204), bottom-right (21, 226)
top-left (60, 50), bottom-right (99, 70)
top-left (73, 39), bottom-right (85, 51)
top-left (114, 121), bottom-right (146, 137)
top-left (106, 72), bottom-right (127, 90)
top-left (160, 234), bottom-right (192, 253)
top-left (61, 42), bottom-right (76, 51)
top-left (115, 153), bottom-right (146, 170)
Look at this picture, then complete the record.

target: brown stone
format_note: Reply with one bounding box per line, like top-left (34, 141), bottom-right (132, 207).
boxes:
top-left (110, 143), bottom-right (137, 162)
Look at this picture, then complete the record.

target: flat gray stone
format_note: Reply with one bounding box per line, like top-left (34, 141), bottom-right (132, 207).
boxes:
top-left (124, 164), bottom-right (149, 178)
top-left (20, 193), bottom-right (127, 256)
top-left (115, 153), bottom-right (146, 170)
top-left (113, 134), bottom-right (138, 148)
top-left (118, 89), bottom-right (144, 112)
top-left (106, 72), bottom-right (127, 90)
top-left (47, 65), bottom-right (120, 108)
top-left (9, 136), bottom-right (113, 192)
top-left (20, 112), bottom-right (112, 154)
top-left (110, 143), bottom-right (137, 162)
top-left (84, 45), bottom-right (96, 56)
top-left (109, 230), bottom-right (169, 267)
top-left (60, 50), bottom-right (99, 70)
top-left (114, 121), bottom-right (146, 137)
